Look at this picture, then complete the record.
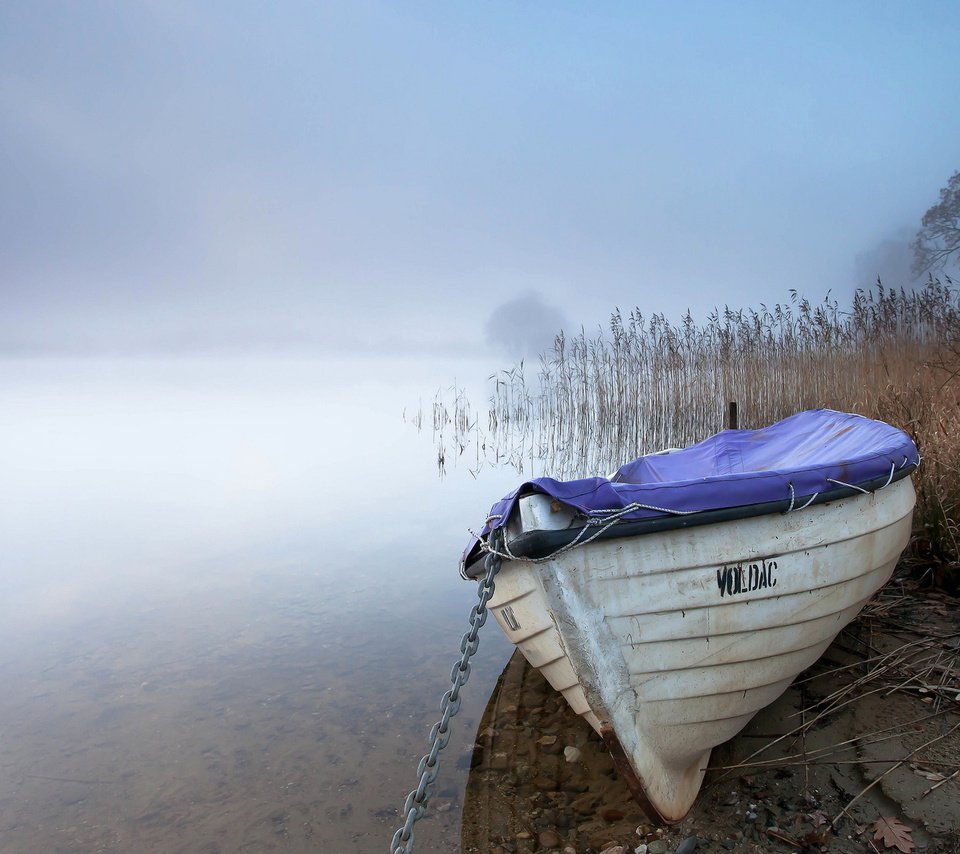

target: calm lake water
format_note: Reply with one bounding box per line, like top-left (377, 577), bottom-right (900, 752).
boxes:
top-left (0, 356), bottom-right (522, 853)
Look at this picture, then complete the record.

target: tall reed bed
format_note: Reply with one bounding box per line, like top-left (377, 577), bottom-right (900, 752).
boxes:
top-left (481, 280), bottom-right (960, 572)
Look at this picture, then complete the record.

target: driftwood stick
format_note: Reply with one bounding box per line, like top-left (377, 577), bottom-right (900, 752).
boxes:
top-left (709, 757), bottom-right (960, 770)
top-left (921, 768), bottom-right (960, 798)
top-left (704, 728), bottom-right (928, 770)
top-left (765, 827), bottom-right (803, 848)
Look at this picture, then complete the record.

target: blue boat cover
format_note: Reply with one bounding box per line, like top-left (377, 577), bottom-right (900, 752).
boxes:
top-left (467, 409), bottom-right (917, 559)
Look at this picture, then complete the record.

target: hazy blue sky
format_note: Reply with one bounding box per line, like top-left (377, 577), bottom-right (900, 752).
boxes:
top-left (2, 1), bottom-right (958, 358)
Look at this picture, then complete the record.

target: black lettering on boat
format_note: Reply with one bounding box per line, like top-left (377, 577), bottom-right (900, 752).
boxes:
top-left (499, 605), bottom-right (521, 631)
top-left (715, 559), bottom-right (778, 598)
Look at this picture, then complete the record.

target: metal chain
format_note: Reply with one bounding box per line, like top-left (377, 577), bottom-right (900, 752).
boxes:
top-left (389, 531), bottom-right (504, 854)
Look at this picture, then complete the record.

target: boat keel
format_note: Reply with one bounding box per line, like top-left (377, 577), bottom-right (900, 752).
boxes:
top-left (600, 724), bottom-right (674, 826)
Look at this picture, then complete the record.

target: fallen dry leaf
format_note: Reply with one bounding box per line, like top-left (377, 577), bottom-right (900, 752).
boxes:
top-left (873, 816), bottom-right (915, 852)
top-left (914, 769), bottom-right (946, 782)
top-left (909, 763), bottom-right (946, 782)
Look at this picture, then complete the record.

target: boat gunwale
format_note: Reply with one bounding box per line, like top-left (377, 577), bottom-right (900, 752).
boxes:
top-left (464, 464), bottom-right (916, 576)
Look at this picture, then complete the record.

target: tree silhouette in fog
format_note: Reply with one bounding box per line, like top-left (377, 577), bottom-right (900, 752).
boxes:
top-left (914, 170), bottom-right (960, 275)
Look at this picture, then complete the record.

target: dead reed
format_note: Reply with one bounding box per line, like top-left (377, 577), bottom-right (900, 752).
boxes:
top-left (707, 572), bottom-right (960, 826)
top-left (429, 279), bottom-right (960, 572)
top-left (494, 280), bottom-right (956, 469)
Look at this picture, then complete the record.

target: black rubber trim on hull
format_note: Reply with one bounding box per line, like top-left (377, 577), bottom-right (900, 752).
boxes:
top-left (464, 464), bottom-right (916, 578)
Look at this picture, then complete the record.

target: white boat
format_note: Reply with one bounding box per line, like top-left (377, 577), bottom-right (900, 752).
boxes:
top-left (462, 410), bottom-right (918, 822)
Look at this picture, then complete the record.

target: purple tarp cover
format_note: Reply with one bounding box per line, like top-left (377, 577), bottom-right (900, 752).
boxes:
top-left (465, 409), bottom-right (917, 562)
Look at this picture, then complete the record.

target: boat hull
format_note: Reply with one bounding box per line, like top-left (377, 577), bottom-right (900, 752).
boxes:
top-left (485, 478), bottom-right (915, 822)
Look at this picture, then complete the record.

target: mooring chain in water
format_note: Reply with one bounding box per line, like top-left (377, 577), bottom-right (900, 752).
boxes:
top-left (389, 532), bottom-right (503, 854)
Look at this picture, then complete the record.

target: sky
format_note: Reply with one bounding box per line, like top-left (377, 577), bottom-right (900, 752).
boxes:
top-left (2, 0), bottom-right (958, 359)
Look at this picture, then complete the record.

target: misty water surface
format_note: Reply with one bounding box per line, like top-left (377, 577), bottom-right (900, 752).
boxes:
top-left (0, 357), bottom-right (519, 852)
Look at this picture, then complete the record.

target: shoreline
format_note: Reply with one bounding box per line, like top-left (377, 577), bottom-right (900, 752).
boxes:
top-left (461, 571), bottom-right (960, 853)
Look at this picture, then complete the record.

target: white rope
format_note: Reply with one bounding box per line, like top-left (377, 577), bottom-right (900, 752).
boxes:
top-left (473, 499), bottom-right (656, 565)
top-left (474, 454), bottom-right (921, 564)
top-left (825, 477), bottom-right (871, 494)
top-left (471, 499), bottom-right (701, 566)
top-left (586, 501), bottom-right (700, 518)
top-left (876, 461), bottom-right (896, 490)
top-left (784, 481), bottom-right (820, 513)
top-left (473, 518), bottom-right (601, 564)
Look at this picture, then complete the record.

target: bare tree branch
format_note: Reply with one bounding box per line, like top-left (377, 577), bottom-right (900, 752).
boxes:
top-left (913, 171), bottom-right (960, 275)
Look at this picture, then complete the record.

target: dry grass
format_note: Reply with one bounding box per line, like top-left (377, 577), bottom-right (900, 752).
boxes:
top-left (705, 573), bottom-right (960, 828)
top-left (425, 279), bottom-right (960, 574)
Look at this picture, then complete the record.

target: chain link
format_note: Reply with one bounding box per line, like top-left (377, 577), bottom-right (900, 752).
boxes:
top-left (389, 531), bottom-right (503, 854)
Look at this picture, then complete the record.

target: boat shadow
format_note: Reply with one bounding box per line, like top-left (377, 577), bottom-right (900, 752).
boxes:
top-left (460, 649), bottom-right (651, 853)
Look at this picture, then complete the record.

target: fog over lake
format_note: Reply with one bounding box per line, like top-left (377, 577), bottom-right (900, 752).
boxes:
top-left (0, 356), bottom-right (522, 851)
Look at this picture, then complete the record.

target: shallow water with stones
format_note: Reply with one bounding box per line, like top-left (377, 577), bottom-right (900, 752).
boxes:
top-left (0, 356), bottom-right (534, 853)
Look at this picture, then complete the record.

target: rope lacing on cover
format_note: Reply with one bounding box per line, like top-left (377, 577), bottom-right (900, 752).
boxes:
top-left (787, 457), bottom-right (912, 512)
top-left (473, 499), bottom-right (703, 565)
top-left (785, 482), bottom-right (819, 514)
top-left (474, 454), bottom-right (920, 564)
